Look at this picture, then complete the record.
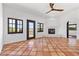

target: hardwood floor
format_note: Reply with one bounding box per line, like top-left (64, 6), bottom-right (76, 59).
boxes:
top-left (0, 37), bottom-right (79, 56)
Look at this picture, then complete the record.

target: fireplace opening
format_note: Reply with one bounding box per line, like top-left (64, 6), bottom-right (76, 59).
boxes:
top-left (48, 29), bottom-right (55, 34)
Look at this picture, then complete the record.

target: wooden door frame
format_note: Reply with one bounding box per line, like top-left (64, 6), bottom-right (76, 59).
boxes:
top-left (27, 20), bottom-right (35, 39)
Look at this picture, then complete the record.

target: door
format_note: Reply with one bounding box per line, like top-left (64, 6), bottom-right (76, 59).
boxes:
top-left (67, 21), bottom-right (69, 38)
top-left (27, 20), bottom-right (35, 39)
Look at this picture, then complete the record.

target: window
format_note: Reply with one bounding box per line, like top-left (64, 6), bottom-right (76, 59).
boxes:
top-left (17, 20), bottom-right (23, 33)
top-left (37, 23), bottom-right (44, 32)
top-left (8, 18), bottom-right (23, 34)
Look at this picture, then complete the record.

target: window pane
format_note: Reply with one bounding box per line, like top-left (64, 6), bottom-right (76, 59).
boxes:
top-left (20, 21), bottom-right (22, 24)
top-left (13, 20), bottom-right (15, 23)
top-left (9, 28), bottom-right (12, 32)
top-left (20, 25), bottom-right (22, 28)
top-left (29, 22), bottom-right (34, 37)
top-left (17, 20), bottom-right (23, 32)
top-left (17, 20), bottom-right (20, 24)
top-left (13, 24), bottom-right (15, 28)
top-left (17, 28), bottom-right (19, 32)
top-left (41, 24), bottom-right (42, 27)
top-left (29, 22), bottom-right (33, 28)
top-left (19, 29), bottom-right (22, 32)
top-left (37, 28), bottom-right (40, 32)
top-left (17, 25), bottom-right (20, 28)
top-left (9, 24), bottom-right (12, 27)
top-left (41, 24), bottom-right (43, 28)
top-left (37, 23), bottom-right (40, 32)
top-left (9, 19), bottom-right (12, 23)
top-left (41, 28), bottom-right (43, 31)
top-left (13, 28), bottom-right (16, 32)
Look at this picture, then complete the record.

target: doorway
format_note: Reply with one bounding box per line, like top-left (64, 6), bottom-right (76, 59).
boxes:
top-left (27, 20), bottom-right (35, 39)
top-left (67, 21), bottom-right (77, 38)
top-left (67, 21), bottom-right (69, 38)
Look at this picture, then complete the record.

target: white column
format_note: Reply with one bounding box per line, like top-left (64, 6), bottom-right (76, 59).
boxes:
top-left (0, 3), bottom-right (3, 53)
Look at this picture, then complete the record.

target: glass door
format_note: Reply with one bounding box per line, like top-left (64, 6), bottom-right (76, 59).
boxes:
top-left (27, 20), bottom-right (35, 39)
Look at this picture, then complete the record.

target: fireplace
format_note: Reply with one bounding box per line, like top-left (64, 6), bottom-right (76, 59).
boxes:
top-left (48, 29), bottom-right (55, 34)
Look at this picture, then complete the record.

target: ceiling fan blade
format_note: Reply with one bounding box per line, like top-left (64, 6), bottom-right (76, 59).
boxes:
top-left (46, 3), bottom-right (64, 14)
top-left (46, 9), bottom-right (52, 14)
top-left (49, 3), bottom-right (54, 9)
top-left (53, 9), bottom-right (64, 11)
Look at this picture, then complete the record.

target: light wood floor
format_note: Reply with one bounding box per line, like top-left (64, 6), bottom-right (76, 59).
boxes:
top-left (0, 37), bottom-right (79, 56)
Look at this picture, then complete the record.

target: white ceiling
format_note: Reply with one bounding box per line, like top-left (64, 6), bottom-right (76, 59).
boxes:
top-left (4, 3), bottom-right (79, 18)
top-left (16, 3), bottom-right (79, 17)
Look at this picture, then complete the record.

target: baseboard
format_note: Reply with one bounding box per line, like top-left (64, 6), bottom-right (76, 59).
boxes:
top-left (4, 39), bottom-right (26, 46)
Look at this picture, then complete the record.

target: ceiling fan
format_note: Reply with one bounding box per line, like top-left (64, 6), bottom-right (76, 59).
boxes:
top-left (46, 3), bottom-right (64, 14)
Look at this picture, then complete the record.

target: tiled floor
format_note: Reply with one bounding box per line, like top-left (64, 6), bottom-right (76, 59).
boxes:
top-left (0, 37), bottom-right (79, 56)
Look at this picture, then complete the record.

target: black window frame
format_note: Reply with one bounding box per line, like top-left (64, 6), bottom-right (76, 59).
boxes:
top-left (37, 23), bottom-right (44, 32)
top-left (8, 18), bottom-right (23, 34)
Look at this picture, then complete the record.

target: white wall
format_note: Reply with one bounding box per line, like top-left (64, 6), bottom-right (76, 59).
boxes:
top-left (57, 9), bottom-right (79, 39)
top-left (4, 3), bottom-right (79, 45)
top-left (0, 3), bottom-right (3, 53)
top-left (3, 4), bottom-right (47, 44)
top-left (45, 18), bottom-right (59, 37)
top-left (45, 8), bottom-right (79, 39)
